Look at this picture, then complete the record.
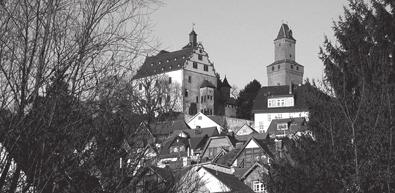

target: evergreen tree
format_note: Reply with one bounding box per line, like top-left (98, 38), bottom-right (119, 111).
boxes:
top-left (236, 79), bottom-right (261, 119)
top-left (268, 1), bottom-right (395, 193)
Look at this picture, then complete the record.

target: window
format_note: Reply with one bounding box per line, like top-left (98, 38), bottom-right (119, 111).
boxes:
top-left (291, 65), bottom-right (294, 69)
top-left (184, 89), bottom-right (189, 97)
top-left (196, 96), bottom-right (199, 103)
top-left (198, 54), bottom-right (203, 60)
top-left (272, 66), bottom-right (274, 71)
top-left (193, 62), bottom-right (198, 69)
top-left (259, 122), bottom-right (264, 133)
top-left (252, 181), bottom-right (265, 192)
top-left (188, 76), bottom-right (192, 83)
top-left (278, 65), bottom-right (280, 70)
top-left (139, 83), bottom-right (142, 90)
top-left (168, 77), bottom-right (172, 84)
top-left (277, 123), bottom-right (288, 130)
top-left (296, 66), bottom-right (299, 70)
top-left (204, 65), bottom-right (208, 71)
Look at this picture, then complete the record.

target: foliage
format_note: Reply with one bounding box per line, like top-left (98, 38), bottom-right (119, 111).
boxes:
top-left (236, 79), bottom-right (261, 119)
top-left (268, 1), bottom-right (395, 193)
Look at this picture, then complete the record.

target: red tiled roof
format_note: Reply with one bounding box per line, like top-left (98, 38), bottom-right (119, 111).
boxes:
top-left (133, 47), bottom-right (193, 79)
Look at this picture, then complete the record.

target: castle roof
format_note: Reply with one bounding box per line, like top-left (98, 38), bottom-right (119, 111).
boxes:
top-left (133, 47), bottom-right (193, 79)
top-left (275, 23), bottom-right (296, 41)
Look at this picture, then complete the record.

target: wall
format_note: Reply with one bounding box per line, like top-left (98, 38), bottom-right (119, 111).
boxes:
top-left (274, 38), bottom-right (295, 61)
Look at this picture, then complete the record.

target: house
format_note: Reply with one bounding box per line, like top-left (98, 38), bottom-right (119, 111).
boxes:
top-left (252, 85), bottom-right (309, 133)
top-left (252, 23), bottom-right (309, 133)
top-left (186, 112), bottom-right (253, 133)
top-left (150, 119), bottom-right (191, 143)
top-left (195, 166), bottom-right (254, 193)
top-left (133, 29), bottom-right (236, 116)
top-left (132, 166), bottom-right (175, 193)
top-left (187, 112), bottom-right (224, 133)
top-left (230, 137), bottom-right (273, 168)
top-left (200, 135), bottom-right (237, 161)
top-left (265, 117), bottom-right (307, 138)
top-left (238, 162), bottom-right (269, 193)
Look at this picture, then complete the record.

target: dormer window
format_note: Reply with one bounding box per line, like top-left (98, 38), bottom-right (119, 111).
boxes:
top-left (296, 66), bottom-right (299, 70)
top-left (193, 62), bottom-right (198, 69)
top-left (277, 123), bottom-right (288, 130)
top-left (198, 54), bottom-right (203, 60)
top-left (204, 65), bottom-right (208, 71)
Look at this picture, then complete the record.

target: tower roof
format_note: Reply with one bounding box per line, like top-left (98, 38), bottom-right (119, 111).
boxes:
top-left (222, 77), bottom-right (231, 88)
top-left (189, 29), bottom-right (197, 36)
top-left (275, 23), bottom-right (295, 41)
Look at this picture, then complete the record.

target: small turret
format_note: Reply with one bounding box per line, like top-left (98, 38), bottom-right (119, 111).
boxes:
top-left (189, 30), bottom-right (197, 47)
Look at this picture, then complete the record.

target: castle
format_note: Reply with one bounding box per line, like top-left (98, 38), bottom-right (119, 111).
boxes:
top-left (133, 30), bottom-right (236, 117)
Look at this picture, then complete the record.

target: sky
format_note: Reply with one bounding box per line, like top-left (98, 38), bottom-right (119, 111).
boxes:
top-left (149, 0), bottom-right (347, 88)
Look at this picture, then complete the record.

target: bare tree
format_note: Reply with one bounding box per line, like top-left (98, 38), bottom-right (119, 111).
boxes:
top-left (0, 0), bottom-right (161, 192)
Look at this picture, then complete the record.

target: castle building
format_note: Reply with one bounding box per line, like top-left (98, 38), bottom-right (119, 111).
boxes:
top-left (133, 29), bottom-right (236, 116)
top-left (253, 24), bottom-right (309, 133)
top-left (267, 24), bottom-right (304, 86)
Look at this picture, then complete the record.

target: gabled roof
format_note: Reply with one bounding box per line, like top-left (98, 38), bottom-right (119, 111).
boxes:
top-left (230, 137), bottom-right (274, 164)
top-left (266, 117), bottom-right (307, 138)
top-left (252, 85), bottom-right (309, 113)
top-left (235, 124), bottom-right (257, 136)
top-left (201, 135), bottom-right (236, 157)
top-left (133, 47), bottom-right (193, 79)
top-left (275, 23), bottom-right (296, 41)
top-left (200, 167), bottom-right (254, 193)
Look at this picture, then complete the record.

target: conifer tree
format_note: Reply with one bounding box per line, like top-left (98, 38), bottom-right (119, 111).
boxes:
top-left (268, 1), bottom-right (395, 193)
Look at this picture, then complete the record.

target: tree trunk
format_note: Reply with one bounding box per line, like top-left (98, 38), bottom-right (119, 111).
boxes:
top-left (0, 156), bottom-right (12, 191)
top-left (8, 165), bottom-right (21, 193)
